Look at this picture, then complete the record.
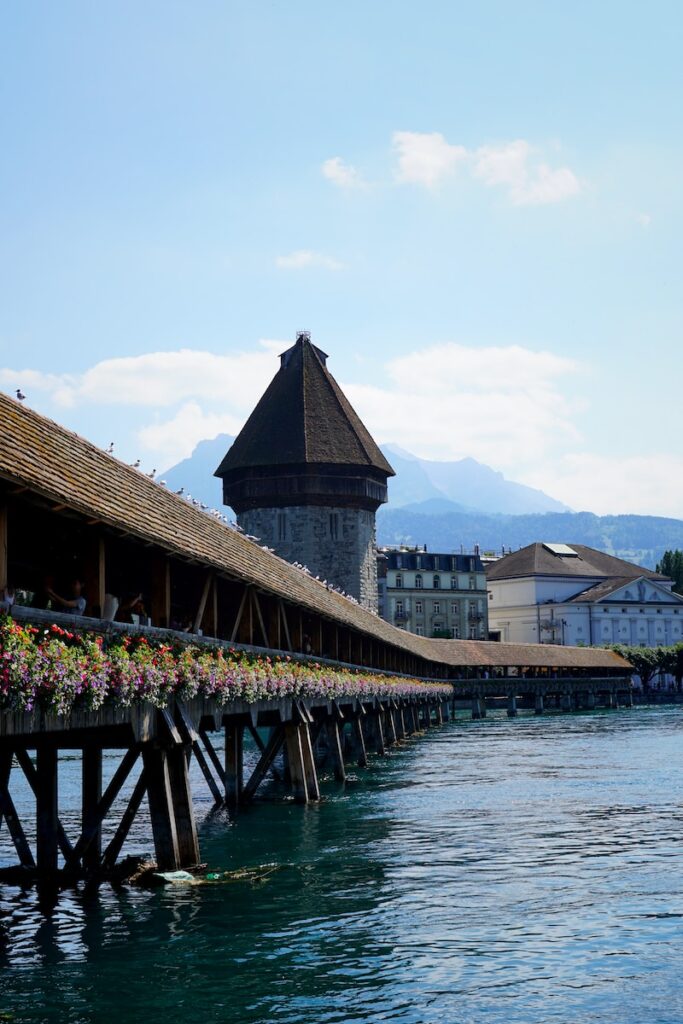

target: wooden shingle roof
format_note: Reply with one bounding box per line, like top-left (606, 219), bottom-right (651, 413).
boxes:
top-left (215, 336), bottom-right (394, 477)
top-left (0, 391), bottom-right (630, 673)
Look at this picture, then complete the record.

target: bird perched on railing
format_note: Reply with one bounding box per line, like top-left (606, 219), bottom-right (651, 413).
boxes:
top-left (15, 389), bottom-right (26, 402)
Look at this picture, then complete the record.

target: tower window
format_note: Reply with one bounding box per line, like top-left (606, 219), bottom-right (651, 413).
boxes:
top-left (329, 512), bottom-right (340, 540)
top-left (277, 512), bottom-right (287, 542)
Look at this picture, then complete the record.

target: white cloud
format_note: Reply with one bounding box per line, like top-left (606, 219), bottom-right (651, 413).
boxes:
top-left (0, 343), bottom-right (282, 410)
top-left (275, 250), bottom-right (344, 271)
top-left (392, 131), bottom-right (467, 188)
top-left (344, 342), bottom-right (581, 469)
top-left (322, 157), bottom-right (365, 189)
top-left (473, 140), bottom-right (580, 205)
top-left (326, 132), bottom-right (581, 205)
top-left (138, 402), bottom-right (242, 468)
top-left (637, 212), bottom-right (652, 227)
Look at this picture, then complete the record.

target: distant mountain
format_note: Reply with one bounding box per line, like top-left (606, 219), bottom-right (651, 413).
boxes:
top-left (377, 507), bottom-right (683, 570)
top-left (163, 434), bottom-right (232, 511)
top-left (384, 445), bottom-right (570, 514)
top-left (162, 434), bottom-right (683, 569)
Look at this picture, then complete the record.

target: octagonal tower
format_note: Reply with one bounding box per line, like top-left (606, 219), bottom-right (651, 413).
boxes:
top-left (215, 333), bottom-right (394, 612)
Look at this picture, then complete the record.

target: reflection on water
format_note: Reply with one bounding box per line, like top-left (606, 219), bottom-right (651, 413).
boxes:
top-left (2, 708), bottom-right (683, 1023)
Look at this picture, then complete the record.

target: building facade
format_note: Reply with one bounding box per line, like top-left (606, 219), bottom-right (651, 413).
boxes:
top-left (487, 542), bottom-right (683, 647)
top-left (215, 333), bottom-right (394, 613)
top-left (378, 546), bottom-right (488, 638)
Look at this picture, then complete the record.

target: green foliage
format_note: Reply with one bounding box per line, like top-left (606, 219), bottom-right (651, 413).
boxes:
top-left (656, 549), bottom-right (683, 592)
top-left (611, 642), bottom-right (683, 690)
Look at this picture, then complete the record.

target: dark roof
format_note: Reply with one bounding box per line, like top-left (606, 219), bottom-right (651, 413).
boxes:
top-left (486, 542), bottom-right (667, 583)
top-left (215, 336), bottom-right (394, 477)
top-left (0, 391), bottom-right (629, 674)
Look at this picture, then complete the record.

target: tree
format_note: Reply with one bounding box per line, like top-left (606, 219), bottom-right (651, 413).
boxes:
top-left (612, 645), bottom-right (661, 689)
top-left (657, 643), bottom-right (683, 693)
top-left (656, 550), bottom-right (683, 592)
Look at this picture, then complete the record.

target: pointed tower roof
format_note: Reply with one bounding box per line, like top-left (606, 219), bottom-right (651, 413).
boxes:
top-left (215, 333), bottom-right (394, 477)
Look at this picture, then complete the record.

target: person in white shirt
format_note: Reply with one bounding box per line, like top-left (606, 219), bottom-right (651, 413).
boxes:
top-left (47, 579), bottom-right (87, 616)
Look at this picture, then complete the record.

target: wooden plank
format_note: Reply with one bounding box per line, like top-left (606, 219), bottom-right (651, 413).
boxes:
top-left (82, 747), bottom-right (102, 872)
top-left (97, 536), bottom-right (106, 621)
top-left (325, 720), bottom-right (346, 782)
top-left (252, 591), bottom-right (270, 647)
top-left (284, 723), bottom-right (309, 803)
top-left (198, 728), bottom-right (226, 786)
top-left (224, 721), bottom-right (244, 807)
top-left (246, 722), bottom-right (282, 782)
top-left (151, 555), bottom-right (171, 629)
top-left (65, 747), bottom-right (140, 870)
top-left (0, 501), bottom-right (7, 589)
top-left (191, 741), bottom-right (223, 805)
top-left (230, 586), bottom-right (249, 642)
top-left (167, 747), bottom-right (200, 867)
top-left (299, 722), bottom-right (320, 801)
top-left (242, 725), bottom-right (285, 802)
top-left (142, 747), bottom-right (180, 871)
top-left (279, 601), bottom-right (293, 652)
top-left (353, 717), bottom-right (368, 768)
top-left (193, 571), bottom-right (213, 634)
top-left (101, 769), bottom-right (147, 871)
top-left (14, 747), bottom-right (73, 859)
top-left (35, 746), bottom-right (59, 873)
top-left (0, 751), bottom-right (35, 868)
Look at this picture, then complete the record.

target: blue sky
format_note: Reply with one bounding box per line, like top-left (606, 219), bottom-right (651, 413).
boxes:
top-left (1, 1), bottom-right (681, 516)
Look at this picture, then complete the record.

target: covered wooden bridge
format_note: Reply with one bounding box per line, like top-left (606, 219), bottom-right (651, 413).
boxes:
top-left (0, 393), bottom-right (632, 879)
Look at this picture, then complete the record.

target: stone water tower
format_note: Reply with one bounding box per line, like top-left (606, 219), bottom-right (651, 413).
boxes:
top-left (215, 332), bottom-right (394, 612)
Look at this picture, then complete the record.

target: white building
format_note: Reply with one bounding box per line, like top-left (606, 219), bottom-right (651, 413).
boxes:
top-left (487, 542), bottom-right (683, 647)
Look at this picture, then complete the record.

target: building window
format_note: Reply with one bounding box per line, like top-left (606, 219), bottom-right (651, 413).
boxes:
top-left (329, 512), bottom-right (339, 540)
top-left (416, 625), bottom-right (424, 636)
top-left (415, 600), bottom-right (423, 614)
top-left (469, 626), bottom-right (477, 639)
top-left (451, 576), bottom-right (458, 589)
top-left (433, 575), bottom-right (441, 589)
top-left (433, 602), bottom-right (441, 615)
top-left (395, 600), bottom-right (404, 615)
top-left (469, 577), bottom-right (476, 589)
top-left (451, 626), bottom-right (460, 639)
top-left (395, 574), bottom-right (403, 588)
top-left (415, 574), bottom-right (423, 589)
top-left (277, 512), bottom-right (287, 542)
top-left (450, 602), bottom-right (458, 616)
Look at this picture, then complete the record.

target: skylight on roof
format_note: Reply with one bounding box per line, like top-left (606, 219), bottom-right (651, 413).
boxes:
top-left (543, 543), bottom-right (579, 557)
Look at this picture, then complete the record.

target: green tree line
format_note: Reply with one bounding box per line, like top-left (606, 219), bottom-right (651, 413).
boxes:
top-left (656, 549), bottom-right (683, 591)
top-left (611, 643), bottom-right (683, 691)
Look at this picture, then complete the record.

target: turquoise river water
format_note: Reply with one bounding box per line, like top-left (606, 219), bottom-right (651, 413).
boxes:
top-left (1, 706), bottom-right (683, 1024)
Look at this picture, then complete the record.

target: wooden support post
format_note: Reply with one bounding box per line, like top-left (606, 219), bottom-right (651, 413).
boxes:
top-left (299, 722), bottom-right (320, 801)
top-left (0, 501), bottom-right (7, 590)
top-left (561, 692), bottom-right (573, 712)
top-left (224, 720), bottom-right (244, 807)
top-left (193, 571), bottom-right (213, 634)
top-left (325, 721), bottom-right (346, 781)
top-left (167, 746), bottom-right (200, 867)
top-left (230, 587), bottom-right (249, 642)
top-left (97, 537), bottom-right (106, 620)
top-left (0, 751), bottom-right (35, 869)
top-left (279, 601), bottom-right (293, 652)
top-left (101, 770), bottom-right (147, 871)
top-left (385, 708), bottom-right (397, 745)
top-left (353, 717), bottom-right (368, 768)
top-left (534, 693), bottom-right (545, 715)
top-left (252, 591), bottom-right (270, 647)
top-left (284, 723), bottom-right (309, 803)
top-left (369, 712), bottom-right (386, 755)
top-left (36, 746), bottom-right (59, 874)
top-left (82, 747), bottom-right (102, 873)
top-left (507, 693), bottom-right (518, 718)
top-left (151, 555), bottom-right (171, 629)
top-left (471, 696), bottom-right (482, 720)
top-left (242, 725), bottom-right (285, 802)
top-left (143, 747), bottom-right (180, 871)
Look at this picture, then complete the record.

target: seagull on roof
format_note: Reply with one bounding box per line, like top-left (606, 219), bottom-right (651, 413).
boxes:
top-left (147, 469), bottom-right (156, 479)
top-left (159, 479), bottom-right (167, 487)
top-left (106, 442), bottom-right (115, 454)
top-left (175, 487), bottom-right (184, 495)
top-left (15, 389), bottom-right (26, 402)
top-left (131, 459), bottom-right (141, 469)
